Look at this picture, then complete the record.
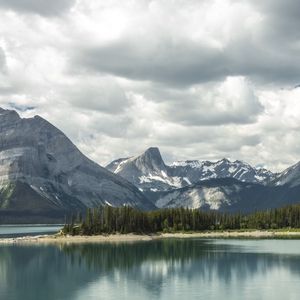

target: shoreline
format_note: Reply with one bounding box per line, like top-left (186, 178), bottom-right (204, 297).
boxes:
top-left (1, 230), bottom-right (300, 244)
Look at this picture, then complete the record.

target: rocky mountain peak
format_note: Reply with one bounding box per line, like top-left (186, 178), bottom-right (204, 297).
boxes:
top-left (136, 147), bottom-right (166, 173)
top-left (220, 158), bottom-right (230, 163)
top-left (143, 146), bottom-right (161, 158)
top-left (0, 107), bottom-right (20, 123)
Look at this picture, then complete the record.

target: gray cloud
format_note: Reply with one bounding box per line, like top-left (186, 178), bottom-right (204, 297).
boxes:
top-left (0, 0), bottom-right (75, 16)
top-left (0, 47), bottom-right (11, 93)
top-left (0, 47), bottom-right (6, 71)
top-left (74, 39), bottom-right (227, 86)
top-left (141, 77), bottom-right (264, 126)
top-left (71, 0), bottom-right (300, 88)
top-left (60, 77), bottom-right (129, 114)
top-left (76, 33), bottom-right (300, 87)
top-left (255, 0), bottom-right (300, 33)
top-left (0, 0), bottom-right (300, 171)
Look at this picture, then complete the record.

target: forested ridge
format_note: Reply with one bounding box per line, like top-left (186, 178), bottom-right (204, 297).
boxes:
top-left (63, 204), bottom-right (300, 235)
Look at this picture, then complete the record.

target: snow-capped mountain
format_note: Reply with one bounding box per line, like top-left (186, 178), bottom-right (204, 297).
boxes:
top-left (169, 158), bottom-right (275, 184)
top-left (271, 161), bottom-right (300, 188)
top-left (106, 147), bottom-right (186, 192)
top-left (106, 147), bottom-right (275, 194)
top-left (106, 147), bottom-right (300, 212)
top-left (0, 108), bottom-right (153, 223)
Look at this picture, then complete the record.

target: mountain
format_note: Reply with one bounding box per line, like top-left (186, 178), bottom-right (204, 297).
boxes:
top-left (106, 147), bottom-right (186, 193)
top-left (154, 178), bottom-right (300, 213)
top-left (272, 161), bottom-right (300, 187)
top-left (0, 108), bottom-right (153, 223)
top-left (106, 147), bottom-right (275, 195)
top-left (169, 158), bottom-right (275, 184)
top-left (106, 147), bottom-right (300, 211)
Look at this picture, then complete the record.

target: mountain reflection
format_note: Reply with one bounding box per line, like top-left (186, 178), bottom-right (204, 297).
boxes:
top-left (1, 239), bottom-right (300, 300)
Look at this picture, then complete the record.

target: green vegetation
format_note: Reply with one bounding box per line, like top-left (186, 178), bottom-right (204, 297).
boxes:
top-left (63, 204), bottom-right (300, 235)
top-left (0, 183), bottom-right (15, 209)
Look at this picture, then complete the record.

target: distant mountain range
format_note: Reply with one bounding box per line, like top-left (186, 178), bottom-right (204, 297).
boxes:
top-left (106, 147), bottom-right (300, 212)
top-left (106, 147), bottom-right (276, 192)
top-left (0, 106), bottom-right (299, 223)
top-left (0, 108), bottom-right (153, 223)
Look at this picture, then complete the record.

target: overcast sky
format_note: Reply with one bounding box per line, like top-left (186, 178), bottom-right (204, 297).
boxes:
top-left (0, 0), bottom-right (299, 171)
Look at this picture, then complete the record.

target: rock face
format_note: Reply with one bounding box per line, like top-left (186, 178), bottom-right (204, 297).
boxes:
top-left (0, 108), bottom-right (153, 223)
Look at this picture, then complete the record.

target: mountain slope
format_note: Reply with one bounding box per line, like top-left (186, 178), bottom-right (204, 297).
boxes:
top-left (154, 178), bottom-right (300, 213)
top-left (272, 161), bottom-right (300, 187)
top-left (0, 108), bottom-right (153, 223)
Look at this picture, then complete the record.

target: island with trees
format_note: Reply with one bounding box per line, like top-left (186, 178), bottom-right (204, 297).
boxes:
top-left (63, 204), bottom-right (300, 236)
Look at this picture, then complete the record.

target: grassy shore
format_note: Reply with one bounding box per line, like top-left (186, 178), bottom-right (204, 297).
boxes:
top-left (1, 229), bottom-right (300, 244)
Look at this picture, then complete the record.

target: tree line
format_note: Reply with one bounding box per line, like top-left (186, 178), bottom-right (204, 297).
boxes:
top-left (63, 204), bottom-right (300, 235)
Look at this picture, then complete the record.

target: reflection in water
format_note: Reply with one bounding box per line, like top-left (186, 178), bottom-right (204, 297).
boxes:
top-left (0, 225), bottom-right (62, 238)
top-left (1, 239), bottom-right (300, 300)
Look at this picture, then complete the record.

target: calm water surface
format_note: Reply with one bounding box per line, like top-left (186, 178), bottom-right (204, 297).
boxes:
top-left (0, 225), bottom-right (62, 238)
top-left (1, 239), bottom-right (300, 300)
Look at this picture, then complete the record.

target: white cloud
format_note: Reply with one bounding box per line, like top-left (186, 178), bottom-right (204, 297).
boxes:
top-left (0, 0), bottom-right (299, 172)
top-left (156, 76), bottom-right (263, 126)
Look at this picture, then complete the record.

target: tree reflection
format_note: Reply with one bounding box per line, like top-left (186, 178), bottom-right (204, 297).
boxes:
top-left (1, 239), bottom-right (300, 300)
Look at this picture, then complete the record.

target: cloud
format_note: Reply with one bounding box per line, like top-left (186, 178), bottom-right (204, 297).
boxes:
top-left (0, 0), bottom-right (299, 172)
top-left (0, 0), bottom-right (75, 16)
top-left (0, 47), bottom-right (5, 70)
top-left (0, 47), bottom-right (11, 93)
top-left (60, 76), bottom-right (129, 114)
top-left (142, 76), bottom-right (264, 126)
top-left (74, 39), bottom-right (227, 86)
top-left (255, 0), bottom-right (300, 35)
top-left (8, 102), bottom-right (35, 112)
top-left (70, 0), bottom-right (300, 87)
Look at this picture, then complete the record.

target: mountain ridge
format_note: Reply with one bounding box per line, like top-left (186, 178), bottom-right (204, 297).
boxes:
top-left (106, 147), bottom-right (277, 193)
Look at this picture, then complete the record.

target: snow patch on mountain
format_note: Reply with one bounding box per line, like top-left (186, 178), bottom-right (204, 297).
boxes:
top-left (156, 185), bottom-right (236, 210)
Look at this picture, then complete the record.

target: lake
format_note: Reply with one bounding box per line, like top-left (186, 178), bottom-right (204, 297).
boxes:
top-left (0, 225), bottom-right (62, 238)
top-left (1, 238), bottom-right (300, 300)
